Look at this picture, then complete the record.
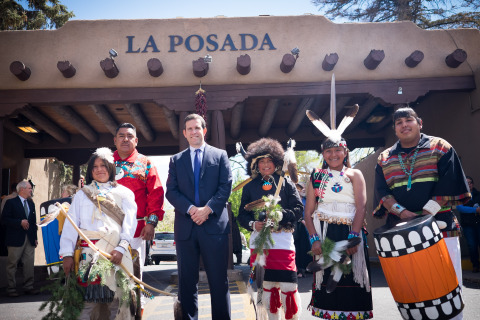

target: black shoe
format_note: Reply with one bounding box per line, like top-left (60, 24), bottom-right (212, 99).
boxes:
top-left (24, 288), bottom-right (40, 295)
top-left (8, 291), bottom-right (20, 297)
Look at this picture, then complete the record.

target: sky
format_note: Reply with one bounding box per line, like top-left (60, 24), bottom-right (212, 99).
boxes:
top-left (61, 0), bottom-right (321, 20)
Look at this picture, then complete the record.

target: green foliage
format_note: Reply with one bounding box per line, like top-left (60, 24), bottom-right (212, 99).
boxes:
top-left (39, 270), bottom-right (85, 320)
top-left (251, 195), bottom-right (283, 255)
top-left (312, 0), bottom-right (480, 29)
top-left (0, 0), bottom-right (74, 30)
top-left (228, 172), bottom-right (251, 243)
top-left (157, 209), bottom-right (175, 232)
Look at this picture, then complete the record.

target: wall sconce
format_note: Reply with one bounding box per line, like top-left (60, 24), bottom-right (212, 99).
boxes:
top-left (398, 87), bottom-right (403, 95)
top-left (204, 54), bottom-right (212, 63)
top-left (13, 115), bottom-right (39, 133)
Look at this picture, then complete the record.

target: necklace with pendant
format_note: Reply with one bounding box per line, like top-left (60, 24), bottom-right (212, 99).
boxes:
top-left (94, 181), bottom-right (113, 201)
top-left (398, 148), bottom-right (419, 191)
top-left (262, 175), bottom-right (276, 191)
top-left (328, 166), bottom-right (349, 193)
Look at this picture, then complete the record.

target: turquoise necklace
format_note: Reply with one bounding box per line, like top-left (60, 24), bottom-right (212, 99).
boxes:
top-left (398, 148), bottom-right (419, 191)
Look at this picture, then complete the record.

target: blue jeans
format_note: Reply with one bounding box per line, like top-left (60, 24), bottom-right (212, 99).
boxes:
top-left (463, 223), bottom-right (480, 268)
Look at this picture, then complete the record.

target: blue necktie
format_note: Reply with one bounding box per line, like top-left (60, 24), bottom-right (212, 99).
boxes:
top-left (194, 149), bottom-right (201, 206)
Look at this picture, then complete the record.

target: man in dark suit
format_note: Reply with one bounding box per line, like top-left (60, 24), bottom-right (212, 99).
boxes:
top-left (1, 180), bottom-right (38, 297)
top-left (166, 113), bottom-right (233, 320)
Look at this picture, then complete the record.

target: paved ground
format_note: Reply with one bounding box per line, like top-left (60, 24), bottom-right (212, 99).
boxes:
top-left (1, 260), bottom-right (479, 319)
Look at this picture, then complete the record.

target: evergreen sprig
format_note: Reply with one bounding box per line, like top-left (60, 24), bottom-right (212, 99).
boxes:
top-left (252, 195), bottom-right (283, 256)
top-left (39, 270), bottom-right (85, 320)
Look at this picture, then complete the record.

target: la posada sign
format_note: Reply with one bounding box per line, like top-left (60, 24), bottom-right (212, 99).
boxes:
top-left (126, 33), bottom-right (277, 53)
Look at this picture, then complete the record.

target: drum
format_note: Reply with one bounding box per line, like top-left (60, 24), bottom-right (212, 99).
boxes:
top-left (373, 215), bottom-right (464, 320)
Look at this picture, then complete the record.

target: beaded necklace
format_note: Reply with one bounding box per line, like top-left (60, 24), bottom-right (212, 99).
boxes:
top-left (398, 148), bottom-right (419, 191)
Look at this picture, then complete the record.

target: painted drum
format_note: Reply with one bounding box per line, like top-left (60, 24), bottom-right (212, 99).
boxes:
top-left (373, 215), bottom-right (464, 320)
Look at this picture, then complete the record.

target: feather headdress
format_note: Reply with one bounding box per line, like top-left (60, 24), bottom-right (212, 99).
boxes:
top-left (306, 74), bottom-right (359, 150)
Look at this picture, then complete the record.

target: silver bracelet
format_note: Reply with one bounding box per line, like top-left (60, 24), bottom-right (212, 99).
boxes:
top-left (423, 200), bottom-right (442, 216)
top-left (390, 203), bottom-right (406, 216)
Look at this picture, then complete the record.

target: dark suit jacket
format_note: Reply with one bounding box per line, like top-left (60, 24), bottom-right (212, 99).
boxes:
top-left (166, 144), bottom-right (233, 241)
top-left (1, 196), bottom-right (37, 247)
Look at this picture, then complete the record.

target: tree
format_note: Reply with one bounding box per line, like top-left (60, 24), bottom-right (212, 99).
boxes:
top-left (311, 0), bottom-right (480, 29)
top-left (0, 0), bottom-right (74, 30)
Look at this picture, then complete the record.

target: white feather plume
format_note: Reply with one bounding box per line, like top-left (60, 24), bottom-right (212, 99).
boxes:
top-left (94, 147), bottom-right (114, 164)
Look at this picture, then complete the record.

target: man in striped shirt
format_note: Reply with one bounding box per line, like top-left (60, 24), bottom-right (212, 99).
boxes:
top-left (373, 106), bottom-right (470, 319)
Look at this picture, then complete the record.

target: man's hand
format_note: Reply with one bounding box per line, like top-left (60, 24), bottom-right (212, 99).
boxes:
top-left (109, 249), bottom-right (123, 265)
top-left (399, 210), bottom-right (418, 219)
top-left (311, 240), bottom-right (322, 256)
top-left (63, 256), bottom-right (74, 277)
top-left (346, 245), bottom-right (359, 256)
top-left (253, 221), bottom-right (265, 232)
top-left (141, 224), bottom-right (155, 241)
top-left (190, 206), bottom-right (212, 225)
top-left (21, 219), bottom-right (29, 230)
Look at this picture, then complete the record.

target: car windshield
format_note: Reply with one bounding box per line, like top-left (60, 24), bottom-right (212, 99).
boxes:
top-left (155, 233), bottom-right (174, 241)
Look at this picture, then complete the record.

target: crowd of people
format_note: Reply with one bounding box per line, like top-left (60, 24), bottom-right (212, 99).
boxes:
top-left (0, 105), bottom-right (476, 320)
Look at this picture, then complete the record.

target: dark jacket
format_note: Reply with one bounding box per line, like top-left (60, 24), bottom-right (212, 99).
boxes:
top-left (1, 196), bottom-right (37, 247)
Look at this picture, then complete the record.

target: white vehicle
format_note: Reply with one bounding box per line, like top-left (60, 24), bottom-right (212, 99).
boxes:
top-left (150, 232), bottom-right (176, 265)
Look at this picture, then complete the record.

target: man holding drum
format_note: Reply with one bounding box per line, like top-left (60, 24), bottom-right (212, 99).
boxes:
top-left (373, 106), bottom-right (470, 319)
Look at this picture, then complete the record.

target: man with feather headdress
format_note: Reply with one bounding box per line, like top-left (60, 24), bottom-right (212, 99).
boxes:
top-left (237, 138), bottom-right (303, 320)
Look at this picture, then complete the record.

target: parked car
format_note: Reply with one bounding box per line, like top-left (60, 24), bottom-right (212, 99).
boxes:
top-left (150, 232), bottom-right (176, 265)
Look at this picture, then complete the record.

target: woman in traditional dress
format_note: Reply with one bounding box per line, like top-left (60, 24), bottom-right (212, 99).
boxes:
top-left (237, 138), bottom-right (303, 320)
top-left (59, 147), bottom-right (138, 320)
top-left (303, 136), bottom-right (373, 319)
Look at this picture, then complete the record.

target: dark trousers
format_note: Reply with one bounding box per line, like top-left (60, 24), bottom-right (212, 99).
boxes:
top-left (463, 224), bottom-right (480, 268)
top-left (176, 224), bottom-right (231, 320)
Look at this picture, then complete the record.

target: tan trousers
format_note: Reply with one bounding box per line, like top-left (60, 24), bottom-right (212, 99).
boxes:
top-left (7, 236), bottom-right (35, 293)
top-left (78, 299), bottom-right (120, 320)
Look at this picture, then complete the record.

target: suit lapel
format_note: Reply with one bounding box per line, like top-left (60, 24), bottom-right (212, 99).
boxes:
top-left (15, 196), bottom-right (28, 219)
top-left (200, 144), bottom-right (210, 179)
top-left (180, 148), bottom-right (195, 185)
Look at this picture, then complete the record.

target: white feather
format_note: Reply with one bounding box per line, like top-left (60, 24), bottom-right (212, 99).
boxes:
top-left (94, 147), bottom-right (114, 164)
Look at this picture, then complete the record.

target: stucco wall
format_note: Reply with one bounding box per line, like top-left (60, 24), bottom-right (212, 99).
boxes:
top-left (1, 16), bottom-right (479, 90)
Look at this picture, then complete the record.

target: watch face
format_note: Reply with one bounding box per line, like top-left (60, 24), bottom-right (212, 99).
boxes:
top-left (115, 166), bottom-right (124, 180)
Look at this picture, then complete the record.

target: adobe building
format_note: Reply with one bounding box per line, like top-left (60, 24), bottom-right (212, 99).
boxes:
top-left (1, 15), bottom-right (479, 266)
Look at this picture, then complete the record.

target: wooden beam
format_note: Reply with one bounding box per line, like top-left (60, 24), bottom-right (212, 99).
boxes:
top-left (178, 111), bottom-right (189, 151)
top-left (446, 49), bottom-right (467, 68)
top-left (57, 61), bottom-right (76, 78)
top-left (20, 106), bottom-right (70, 144)
top-left (230, 102), bottom-right (245, 140)
top-left (236, 54), bottom-right (251, 75)
top-left (53, 105), bottom-right (98, 143)
top-left (287, 97), bottom-right (315, 136)
top-left (0, 76), bottom-right (475, 108)
top-left (0, 120), bottom-right (3, 196)
top-left (192, 58), bottom-right (209, 77)
top-left (10, 61), bottom-right (31, 81)
top-left (364, 50), bottom-right (385, 70)
top-left (405, 50), bottom-right (424, 68)
top-left (100, 58), bottom-right (119, 78)
top-left (346, 97), bottom-right (380, 133)
top-left (147, 58), bottom-right (164, 77)
top-left (3, 119), bottom-right (42, 144)
top-left (210, 110), bottom-right (226, 150)
top-left (258, 99), bottom-right (280, 137)
top-left (89, 104), bottom-right (119, 135)
top-left (161, 106), bottom-right (179, 139)
top-left (322, 53), bottom-right (339, 71)
top-left (367, 111), bottom-right (393, 134)
top-left (280, 54), bottom-right (296, 73)
top-left (125, 103), bottom-right (155, 142)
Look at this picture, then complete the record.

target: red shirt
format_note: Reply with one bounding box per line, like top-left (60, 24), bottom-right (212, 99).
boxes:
top-left (114, 149), bottom-right (165, 237)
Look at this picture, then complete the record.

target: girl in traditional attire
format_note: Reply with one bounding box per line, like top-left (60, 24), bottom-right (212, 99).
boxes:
top-left (59, 148), bottom-right (137, 320)
top-left (303, 75), bottom-right (372, 319)
top-left (237, 138), bottom-right (303, 320)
